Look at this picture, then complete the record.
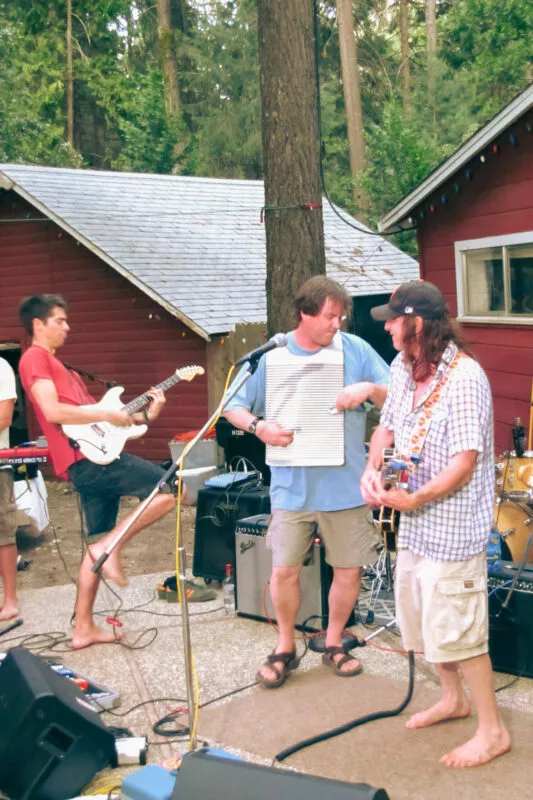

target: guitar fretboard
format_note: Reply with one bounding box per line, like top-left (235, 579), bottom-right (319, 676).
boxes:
top-left (123, 374), bottom-right (182, 415)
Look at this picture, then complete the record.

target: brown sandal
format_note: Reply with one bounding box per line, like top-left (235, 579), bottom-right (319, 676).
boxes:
top-left (322, 645), bottom-right (362, 677)
top-left (256, 650), bottom-right (299, 689)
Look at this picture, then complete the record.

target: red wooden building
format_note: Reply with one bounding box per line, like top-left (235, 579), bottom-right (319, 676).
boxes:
top-left (0, 165), bottom-right (418, 467)
top-left (0, 193), bottom-right (208, 464)
top-left (379, 83), bottom-right (533, 453)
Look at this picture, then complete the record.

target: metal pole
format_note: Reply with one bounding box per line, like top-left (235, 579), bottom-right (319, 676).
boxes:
top-left (90, 363), bottom-right (259, 749)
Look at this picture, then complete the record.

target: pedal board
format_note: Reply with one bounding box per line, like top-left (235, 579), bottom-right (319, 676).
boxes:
top-left (0, 651), bottom-right (120, 711)
top-left (204, 470), bottom-right (259, 490)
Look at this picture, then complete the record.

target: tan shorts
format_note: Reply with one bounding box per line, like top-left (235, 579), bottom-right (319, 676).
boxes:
top-left (0, 470), bottom-right (17, 548)
top-left (395, 549), bottom-right (489, 664)
top-left (267, 506), bottom-right (378, 568)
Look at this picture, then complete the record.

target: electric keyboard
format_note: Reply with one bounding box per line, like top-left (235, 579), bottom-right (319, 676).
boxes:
top-left (0, 447), bottom-right (49, 467)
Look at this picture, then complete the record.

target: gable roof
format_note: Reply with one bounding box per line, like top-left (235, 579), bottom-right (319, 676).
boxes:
top-left (0, 165), bottom-right (418, 339)
top-left (379, 82), bottom-right (533, 233)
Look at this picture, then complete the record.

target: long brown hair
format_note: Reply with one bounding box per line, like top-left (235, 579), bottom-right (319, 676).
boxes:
top-left (402, 315), bottom-right (475, 382)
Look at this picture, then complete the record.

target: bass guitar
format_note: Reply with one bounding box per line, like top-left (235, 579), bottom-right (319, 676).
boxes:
top-left (62, 365), bottom-right (204, 465)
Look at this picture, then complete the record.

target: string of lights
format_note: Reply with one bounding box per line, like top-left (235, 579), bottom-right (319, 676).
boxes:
top-left (408, 121), bottom-right (533, 225)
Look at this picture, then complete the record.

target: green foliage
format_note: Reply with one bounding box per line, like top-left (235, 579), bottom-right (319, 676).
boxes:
top-left (0, 11), bottom-right (83, 165)
top-left (0, 0), bottom-right (532, 239)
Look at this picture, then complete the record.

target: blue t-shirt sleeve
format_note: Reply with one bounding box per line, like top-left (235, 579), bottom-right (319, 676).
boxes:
top-left (223, 359), bottom-right (266, 417)
top-left (343, 334), bottom-right (389, 385)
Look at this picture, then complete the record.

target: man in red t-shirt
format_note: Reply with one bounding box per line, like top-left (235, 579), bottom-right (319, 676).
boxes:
top-left (19, 294), bottom-right (182, 649)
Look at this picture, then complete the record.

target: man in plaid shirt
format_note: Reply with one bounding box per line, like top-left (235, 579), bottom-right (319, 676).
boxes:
top-left (361, 281), bottom-right (510, 768)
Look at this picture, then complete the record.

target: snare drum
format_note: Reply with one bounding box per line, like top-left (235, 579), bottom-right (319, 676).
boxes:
top-left (494, 500), bottom-right (533, 563)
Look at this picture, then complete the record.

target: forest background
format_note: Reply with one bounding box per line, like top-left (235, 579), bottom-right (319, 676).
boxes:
top-left (1, 0), bottom-right (532, 242)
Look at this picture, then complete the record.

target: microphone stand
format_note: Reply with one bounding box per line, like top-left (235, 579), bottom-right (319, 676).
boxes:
top-left (91, 359), bottom-right (262, 750)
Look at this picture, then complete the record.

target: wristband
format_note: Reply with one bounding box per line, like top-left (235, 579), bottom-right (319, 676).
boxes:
top-left (248, 417), bottom-right (260, 435)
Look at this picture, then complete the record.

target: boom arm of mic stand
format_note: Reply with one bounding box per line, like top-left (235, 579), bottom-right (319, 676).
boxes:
top-left (91, 363), bottom-right (258, 752)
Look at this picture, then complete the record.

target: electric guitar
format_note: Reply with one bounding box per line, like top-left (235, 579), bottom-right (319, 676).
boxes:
top-left (62, 365), bottom-right (204, 465)
top-left (372, 448), bottom-right (410, 550)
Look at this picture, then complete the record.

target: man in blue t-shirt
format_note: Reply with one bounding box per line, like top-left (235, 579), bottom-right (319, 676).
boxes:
top-left (224, 276), bottom-right (389, 688)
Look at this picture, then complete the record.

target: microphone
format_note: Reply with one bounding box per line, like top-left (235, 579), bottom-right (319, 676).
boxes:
top-left (235, 333), bottom-right (288, 366)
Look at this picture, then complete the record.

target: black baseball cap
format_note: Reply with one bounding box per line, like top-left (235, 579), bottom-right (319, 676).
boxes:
top-left (371, 281), bottom-right (446, 321)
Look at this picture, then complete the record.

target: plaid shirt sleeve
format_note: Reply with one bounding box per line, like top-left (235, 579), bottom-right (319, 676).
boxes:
top-left (446, 362), bottom-right (492, 457)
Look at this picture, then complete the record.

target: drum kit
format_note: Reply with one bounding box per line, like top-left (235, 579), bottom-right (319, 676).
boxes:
top-left (494, 451), bottom-right (533, 564)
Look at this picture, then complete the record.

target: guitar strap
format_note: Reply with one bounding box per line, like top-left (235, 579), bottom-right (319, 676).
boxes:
top-left (407, 350), bottom-right (467, 462)
top-left (62, 361), bottom-right (118, 389)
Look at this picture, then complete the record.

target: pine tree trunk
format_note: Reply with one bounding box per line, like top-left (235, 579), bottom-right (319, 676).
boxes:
top-left (336, 0), bottom-right (367, 219)
top-left (399, 0), bottom-right (411, 115)
top-left (157, 0), bottom-right (181, 118)
top-left (425, 0), bottom-right (437, 136)
top-left (66, 0), bottom-right (74, 146)
top-left (257, 0), bottom-right (325, 336)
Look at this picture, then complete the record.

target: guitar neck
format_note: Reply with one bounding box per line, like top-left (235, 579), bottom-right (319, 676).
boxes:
top-left (124, 374), bottom-right (181, 415)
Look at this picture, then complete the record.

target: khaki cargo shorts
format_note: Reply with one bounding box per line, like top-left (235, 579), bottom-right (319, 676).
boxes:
top-left (0, 470), bottom-right (17, 548)
top-left (395, 548), bottom-right (489, 664)
top-left (267, 506), bottom-right (378, 568)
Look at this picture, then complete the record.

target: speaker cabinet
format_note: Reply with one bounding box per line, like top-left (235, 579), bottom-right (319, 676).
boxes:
top-left (0, 647), bottom-right (115, 800)
top-left (235, 515), bottom-right (332, 631)
top-left (174, 750), bottom-right (390, 800)
top-left (488, 563), bottom-right (533, 678)
top-left (193, 483), bottom-right (271, 582)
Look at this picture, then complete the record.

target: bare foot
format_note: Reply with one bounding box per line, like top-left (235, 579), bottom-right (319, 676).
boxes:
top-left (440, 727), bottom-right (511, 767)
top-left (406, 697), bottom-right (471, 729)
top-left (0, 604), bottom-right (19, 621)
top-left (72, 623), bottom-right (122, 650)
top-left (88, 545), bottom-right (128, 588)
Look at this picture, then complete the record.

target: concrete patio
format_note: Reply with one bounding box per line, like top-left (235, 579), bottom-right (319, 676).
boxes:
top-left (1, 560), bottom-right (531, 800)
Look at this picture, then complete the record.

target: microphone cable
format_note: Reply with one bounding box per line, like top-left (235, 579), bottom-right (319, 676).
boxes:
top-left (274, 648), bottom-right (415, 764)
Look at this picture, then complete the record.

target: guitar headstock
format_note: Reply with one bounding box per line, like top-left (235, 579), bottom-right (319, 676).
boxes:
top-left (176, 365), bottom-right (205, 382)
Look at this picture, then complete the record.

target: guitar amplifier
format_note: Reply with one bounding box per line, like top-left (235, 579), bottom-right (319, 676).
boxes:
top-left (235, 514), bottom-right (333, 632)
top-left (488, 562), bottom-right (533, 678)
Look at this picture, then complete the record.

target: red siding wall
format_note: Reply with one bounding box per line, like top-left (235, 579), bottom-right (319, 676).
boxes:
top-left (0, 194), bottom-right (209, 465)
top-left (416, 118), bottom-right (533, 452)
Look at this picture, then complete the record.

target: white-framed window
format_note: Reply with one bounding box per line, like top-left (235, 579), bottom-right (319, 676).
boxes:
top-left (455, 231), bottom-right (533, 324)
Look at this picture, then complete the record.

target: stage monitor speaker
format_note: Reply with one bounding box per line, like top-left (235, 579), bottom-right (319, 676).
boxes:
top-left (193, 483), bottom-right (270, 582)
top-left (215, 417), bottom-right (270, 485)
top-left (488, 562), bottom-right (533, 678)
top-left (0, 647), bottom-right (116, 800)
top-left (235, 514), bottom-right (339, 631)
top-left (174, 750), bottom-right (390, 800)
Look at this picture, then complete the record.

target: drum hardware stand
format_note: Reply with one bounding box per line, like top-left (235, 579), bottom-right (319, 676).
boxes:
top-left (367, 546), bottom-right (394, 607)
top-left (362, 448), bottom-right (412, 626)
top-left (91, 360), bottom-right (262, 750)
top-left (363, 539), bottom-right (396, 625)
